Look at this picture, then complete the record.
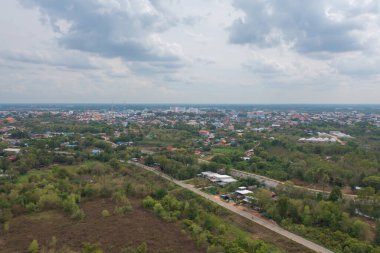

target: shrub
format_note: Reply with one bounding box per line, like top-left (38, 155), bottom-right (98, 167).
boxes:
top-left (207, 244), bottom-right (225, 253)
top-left (50, 236), bottom-right (57, 248)
top-left (153, 203), bottom-right (165, 217)
top-left (3, 221), bottom-right (9, 233)
top-left (28, 239), bottom-right (39, 253)
top-left (82, 184), bottom-right (97, 198)
top-left (121, 242), bottom-right (148, 253)
top-left (26, 203), bottom-right (37, 213)
top-left (115, 203), bottom-right (133, 215)
top-left (142, 196), bottom-right (156, 209)
top-left (71, 208), bottom-right (85, 220)
top-left (0, 208), bottom-right (12, 223)
top-left (112, 190), bottom-right (127, 204)
top-left (101, 209), bottom-right (110, 217)
top-left (136, 242), bottom-right (148, 253)
top-left (81, 242), bottom-right (103, 253)
top-left (37, 192), bottom-right (60, 210)
top-left (153, 188), bottom-right (168, 200)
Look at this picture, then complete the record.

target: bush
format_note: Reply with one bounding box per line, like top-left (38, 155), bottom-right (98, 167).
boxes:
top-left (37, 192), bottom-right (61, 210)
top-left (121, 242), bottom-right (148, 253)
top-left (142, 196), bottom-right (156, 209)
top-left (3, 221), bottom-right (9, 233)
top-left (207, 244), bottom-right (225, 253)
top-left (28, 239), bottom-right (39, 253)
top-left (26, 203), bottom-right (37, 213)
top-left (50, 236), bottom-right (57, 248)
top-left (153, 203), bottom-right (168, 219)
top-left (153, 188), bottom-right (168, 200)
top-left (0, 208), bottom-right (12, 223)
top-left (136, 242), bottom-right (148, 253)
top-left (71, 208), bottom-right (86, 220)
top-left (81, 242), bottom-right (104, 253)
top-left (115, 203), bottom-right (133, 215)
top-left (101, 209), bottom-right (110, 217)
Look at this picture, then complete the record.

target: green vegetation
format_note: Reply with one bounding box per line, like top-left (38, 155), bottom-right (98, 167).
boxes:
top-left (101, 209), bottom-right (110, 217)
top-left (143, 189), bottom-right (282, 253)
top-left (28, 239), bottom-right (39, 253)
top-left (2, 108), bottom-right (380, 253)
top-left (0, 160), bottom-right (284, 252)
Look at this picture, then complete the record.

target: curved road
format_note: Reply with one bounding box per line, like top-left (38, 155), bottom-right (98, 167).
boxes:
top-left (129, 161), bottom-right (334, 253)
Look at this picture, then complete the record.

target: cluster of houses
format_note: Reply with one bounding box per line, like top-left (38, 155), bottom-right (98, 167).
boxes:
top-left (298, 137), bottom-right (338, 143)
top-left (200, 171), bottom-right (237, 186)
top-left (200, 171), bottom-right (257, 203)
top-left (298, 131), bottom-right (353, 144)
top-left (198, 129), bottom-right (239, 149)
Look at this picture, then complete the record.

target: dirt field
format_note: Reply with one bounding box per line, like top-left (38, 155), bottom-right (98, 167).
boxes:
top-left (0, 198), bottom-right (205, 253)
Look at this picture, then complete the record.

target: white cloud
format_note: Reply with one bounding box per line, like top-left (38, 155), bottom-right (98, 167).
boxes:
top-left (0, 0), bottom-right (379, 103)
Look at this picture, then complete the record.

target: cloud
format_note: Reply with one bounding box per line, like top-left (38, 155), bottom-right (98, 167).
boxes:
top-left (229, 0), bottom-right (380, 54)
top-left (332, 52), bottom-right (380, 77)
top-left (0, 49), bottom-right (97, 70)
top-left (128, 61), bottom-right (185, 75)
top-left (194, 56), bottom-right (215, 65)
top-left (19, 0), bottom-right (182, 63)
top-left (182, 15), bottom-right (203, 26)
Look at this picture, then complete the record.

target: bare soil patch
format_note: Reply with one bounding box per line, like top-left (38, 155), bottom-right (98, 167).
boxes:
top-left (0, 198), bottom-right (205, 253)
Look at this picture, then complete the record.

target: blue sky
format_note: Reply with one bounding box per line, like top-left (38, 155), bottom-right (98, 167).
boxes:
top-left (0, 0), bottom-right (380, 103)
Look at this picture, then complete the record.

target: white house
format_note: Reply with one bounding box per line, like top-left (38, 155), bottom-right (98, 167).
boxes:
top-left (201, 171), bottom-right (237, 185)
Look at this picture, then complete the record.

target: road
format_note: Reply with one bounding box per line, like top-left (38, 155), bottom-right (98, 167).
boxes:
top-left (198, 158), bottom-right (356, 200)
top-left (129, 161), bottom-right (334, 253)
top-left (230, 169), bottom-right (357, 200)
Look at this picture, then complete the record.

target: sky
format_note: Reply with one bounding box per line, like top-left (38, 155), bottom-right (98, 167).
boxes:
top-left (0, 0), bottom-right (380, 104)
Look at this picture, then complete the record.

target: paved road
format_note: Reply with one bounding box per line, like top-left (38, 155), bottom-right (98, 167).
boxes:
top-left (230, 169), bottom-right (357, 200)
top-left (129, 161), bottom-right (334, 253)
top-left (198, 158), bottom-right (356, 200)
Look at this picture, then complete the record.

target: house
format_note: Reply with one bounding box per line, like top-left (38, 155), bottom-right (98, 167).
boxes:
top-left (116, 141), bottom-right (133, 146)
top-left (166, 145), bottom-right (175, 151)
top-left (4, 117), bottom-right (16, 123)
top-left (91, 149), bottom-right (102, 155)
top-left (201, 171), bottom-right (237, 186)
top-left (199, 130), bottom-right (210, 137)
top-left (235, 187), bottom-right (253, 197)
top-left (194, 150), bottom-right (202, 155)
top-left (235, 187), bottom-right (255, 204)
top-left (245, 149), bottom-right (254, 157)
top-left (329, 131), bottom-right (353, 139)
top-left (3, 148), bottom-right (21, 155)
top-left (7, 155), bottom-right (17, 162)
top-left (62, 142), bottom-right (78, 148)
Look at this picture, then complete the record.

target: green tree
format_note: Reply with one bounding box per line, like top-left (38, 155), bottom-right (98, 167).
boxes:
top-left (364, 176), bottom-right (380, 191)
top-left (277, 197), bottom-right (289, 218)
top-left (313, 201), bottom-right (342, 229)
top-left (329, 186), bottom-right (342, 202)
top-left (375, 220), bottom-right (380, 246)
top-left (358, 187), bottom-right (375, 200)
top-left (302, 205), bottom-right (312, 226)
top-left (144, 155), bottom-right (154, 166)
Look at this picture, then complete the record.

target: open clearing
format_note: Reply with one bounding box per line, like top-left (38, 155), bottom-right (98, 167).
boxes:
top-left (0, 198), bottom-right (204, 253)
